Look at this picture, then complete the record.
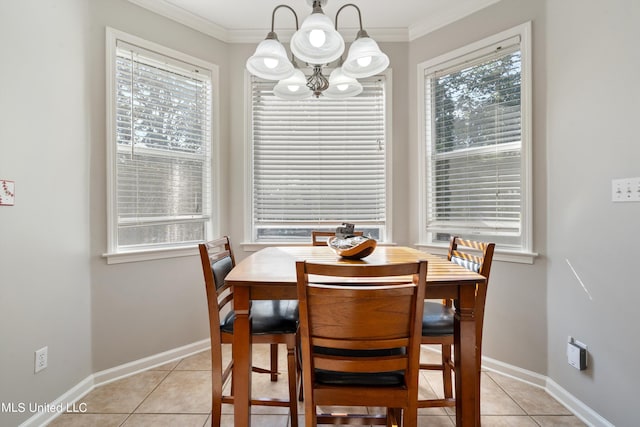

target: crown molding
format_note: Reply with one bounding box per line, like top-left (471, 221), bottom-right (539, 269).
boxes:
top-left (128, 0), bottom-right (230, 42)
top-left (129, 0), bottom-right (498, 44)
top-left (226, 27), bottom-right (409, 44)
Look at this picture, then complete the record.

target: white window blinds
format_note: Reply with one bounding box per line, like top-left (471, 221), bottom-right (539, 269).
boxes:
top-left (424, 39), bottom-right (523, 244)
top-left (250, 76), bottom-right (387, 242)
top-left (114, 41), bottom-right (212, 250)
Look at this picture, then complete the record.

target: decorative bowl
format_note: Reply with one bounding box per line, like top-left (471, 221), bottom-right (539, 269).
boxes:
top-left (327, 236), bottom-right (377, 259)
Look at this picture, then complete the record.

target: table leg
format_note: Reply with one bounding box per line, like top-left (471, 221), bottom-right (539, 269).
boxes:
top-left (454, 285), bottom-right (479, 427)
top-left (233, 286), bottom-right (251, 427)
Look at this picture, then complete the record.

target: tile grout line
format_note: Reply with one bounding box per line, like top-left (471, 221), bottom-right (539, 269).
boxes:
top-left (116, 359), bottom-right (180, 426)
top-left (484, 371), bottom-right (582, 422)
top-left (483, 370), bottom-right (533, 418)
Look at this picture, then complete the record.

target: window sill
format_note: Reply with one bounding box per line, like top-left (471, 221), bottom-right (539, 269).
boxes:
top-left (240, 242), bottom-right (309, 252)
top-left (240, 241), bottom-right (398, 253)
top-left (415, 243), bottom-right (538, 265)
top-left (103, 246), bottom-right (198, 264)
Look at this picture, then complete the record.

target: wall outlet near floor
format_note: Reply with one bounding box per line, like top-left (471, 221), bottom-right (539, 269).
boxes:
top-left (567, 337), bottom-right (587, 370)
top-left (35, 346), bottom-right (48, 373)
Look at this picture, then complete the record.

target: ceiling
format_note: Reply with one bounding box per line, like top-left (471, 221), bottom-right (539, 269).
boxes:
top-left (128, 0), bottom-right (501, 42)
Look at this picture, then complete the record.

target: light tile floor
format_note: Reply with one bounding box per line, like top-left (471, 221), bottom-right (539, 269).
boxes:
top-left (47, 345), bottom-right (586, 427)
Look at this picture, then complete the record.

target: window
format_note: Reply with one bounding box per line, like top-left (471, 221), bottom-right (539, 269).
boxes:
top-left (418, 23), bottom-right (533, 260)
top-left (106, 28), bottom-right (218, 263)
top-left (248, 73), bottom-right (391, 243)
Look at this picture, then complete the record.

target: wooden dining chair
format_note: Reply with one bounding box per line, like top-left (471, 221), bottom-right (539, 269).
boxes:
top-left (419, 236), bottom-right (495, 408)
top-left (198, 237), bottom-right (299, 427)
top-left (296, 260), bottom-right (427, 427)
top-left (311, 230), bottom-right (363, 246)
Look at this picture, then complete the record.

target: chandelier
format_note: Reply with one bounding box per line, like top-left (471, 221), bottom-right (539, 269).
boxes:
top-left (246, 0), bottom-right (389, 99)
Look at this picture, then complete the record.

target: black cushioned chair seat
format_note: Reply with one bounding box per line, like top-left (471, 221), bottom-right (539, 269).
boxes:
top-left (422, 301), bottom-right (454, 336)
top-left (221, 300), bottom-right (298, 335)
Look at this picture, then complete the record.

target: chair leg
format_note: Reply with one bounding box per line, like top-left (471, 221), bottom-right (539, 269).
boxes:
top-left (403, 403), bottom-right (417, 427)
top-left (286, 339), bottom-right (299, 427)
top-left (297, 333), bottom-right (304, 401)
top-left (211, 348), bottom-right (223, 427)
top-left (305, 407), bottom-right (316, 427)
top-left (302, 346), bottom-right (316, 427)
top-left (211, 375), bottom-right (223, 427)
top-left (270, 343), bottom-right (279, 382)
top-left (442, 343), bottom-right (453, 399)
top-left (298, 366), bottom-right (304, 401)
top-left (387, 407), bottom-right (401, 427)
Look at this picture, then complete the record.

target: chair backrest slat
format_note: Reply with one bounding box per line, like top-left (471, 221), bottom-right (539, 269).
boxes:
top-left (314, 356), bottom-right (409, 373)
top-left (447, 236), bottom-right (494, 280)
top-left (312, 336), bottom-right (410, 350)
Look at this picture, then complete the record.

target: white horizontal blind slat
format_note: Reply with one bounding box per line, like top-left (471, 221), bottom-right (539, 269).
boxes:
top-left (251, 77), bottom-right (386, 234)
top-left (425, 47), bottom-right (522, 237)
top-left (115, 42), bottom-right (212, 249)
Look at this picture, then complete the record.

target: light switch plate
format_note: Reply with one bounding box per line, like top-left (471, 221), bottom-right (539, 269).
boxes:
top-left (612, 177), bottom-right (640, 202)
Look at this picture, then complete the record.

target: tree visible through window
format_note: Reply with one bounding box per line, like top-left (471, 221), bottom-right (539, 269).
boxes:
top-left (107, 31), bottom-right (215, 258)
top-left (420, 25), bottom-right (531, 253)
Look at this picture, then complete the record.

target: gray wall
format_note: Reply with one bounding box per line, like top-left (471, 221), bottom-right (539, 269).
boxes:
top-left (1, 0), bottom-right (638, 425)
top-left (0, 1), bottom-right (92, 426)
top-left (545, 1), bottom-right (639, 426)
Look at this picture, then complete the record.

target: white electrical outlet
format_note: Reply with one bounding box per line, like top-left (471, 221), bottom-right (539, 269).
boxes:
top-left (612, 177), bottom-right (640, 202)
top-left (567, 337), bottom-right (587, 370)
top-left (35, 346), bottom-right (48, 373)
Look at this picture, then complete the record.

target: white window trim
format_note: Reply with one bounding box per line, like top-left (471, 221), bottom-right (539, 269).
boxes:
top-left (104, 27), bottom-right (220, 264)
top-left (416, 22), bottom-right (536, 264)
top-left (241, 68), bottom-right (394, 248)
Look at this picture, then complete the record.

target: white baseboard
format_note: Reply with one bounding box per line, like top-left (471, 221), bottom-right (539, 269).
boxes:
top-left (92, 339), bottom-right (210, 387)
top-left (421, 348), bottom-right (613, 427)
top-left (19, 339), bottom-right (210, 427)
top-left (481, 355), bottom-right (548, 388)
top-left (482, 355), bottom-right (613, 427)
top-left (22, 341), bottom-right (612, 427)
top-left (546, 378), bottom-right (614, 427)
top-left (17, 375), bottom-right (95, 427)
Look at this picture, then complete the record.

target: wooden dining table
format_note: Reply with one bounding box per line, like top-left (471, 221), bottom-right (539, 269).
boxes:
top-left (224, 245), bottom-right (486, 427)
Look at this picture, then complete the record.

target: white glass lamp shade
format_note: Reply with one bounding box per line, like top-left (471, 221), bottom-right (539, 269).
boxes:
top-left (273, 69), bottom-right (313, 100)
top-left (246, 38), bottom-right (295, 80)
top-left (290, 13), bottom-right (345, 64)
top-left (324, 67), bottom-right (363, 98)
top-left (342, 36), bottom-right (389, 78)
